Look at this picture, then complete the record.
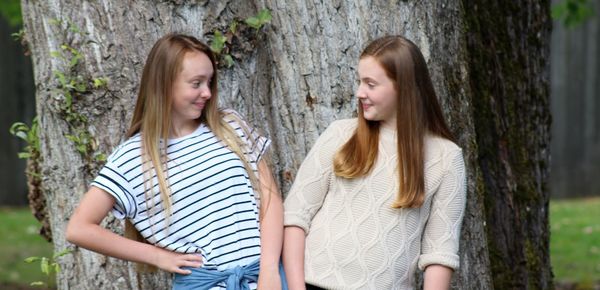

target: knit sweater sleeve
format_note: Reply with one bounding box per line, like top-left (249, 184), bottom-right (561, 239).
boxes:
top-left (418, 147), bottom-right (467, 271)
top-left (283, 120), bottom-right (352, 233)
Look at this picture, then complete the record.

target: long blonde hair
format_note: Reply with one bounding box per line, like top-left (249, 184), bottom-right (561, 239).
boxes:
top-left (334, 35), bottom-right (455, 208)
top-left (124, 34), bottom-right (265, 254)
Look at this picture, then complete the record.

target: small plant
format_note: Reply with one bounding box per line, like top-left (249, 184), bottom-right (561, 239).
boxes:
top-left (9, 117), bottom-right (40, 160)
top-left (209, 8), bottom-right (272, 68)
top-left (46, 20), bottom-right (108, 165)
top-left (11, 28), bottom-right (30, 55)
top-left (93, 77), bottom-right (109, 89)
top-left (11, 28), bottom-right (25, 41)
top-left (244, 9), bottom-right (272, 30)
top-left (24, 248), bottom-right (73, 287)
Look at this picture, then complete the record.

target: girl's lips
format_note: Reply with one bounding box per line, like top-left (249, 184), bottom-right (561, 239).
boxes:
top-left (361, 103), bottom-right (372, 110)
top-left (193, 102), bottom-right (204, 109)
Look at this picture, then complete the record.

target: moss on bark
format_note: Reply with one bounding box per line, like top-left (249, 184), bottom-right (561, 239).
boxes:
top-left (462, 0), bottom-right (553, 289)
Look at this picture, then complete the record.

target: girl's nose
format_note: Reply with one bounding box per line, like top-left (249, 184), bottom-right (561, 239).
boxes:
top-left (356, 86), bottom-right (366, 100)
top-left (200, 86), bottom-right (211, 99)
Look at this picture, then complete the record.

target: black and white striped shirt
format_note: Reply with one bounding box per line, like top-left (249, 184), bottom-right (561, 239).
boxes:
top-left (92, 110), bottom-right (269, 278)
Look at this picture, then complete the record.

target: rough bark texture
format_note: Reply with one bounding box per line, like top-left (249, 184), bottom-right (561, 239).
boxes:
top-left (20, 0), bottom-right (551, 289)
top-left (463, 0), bottom-right (553, 289)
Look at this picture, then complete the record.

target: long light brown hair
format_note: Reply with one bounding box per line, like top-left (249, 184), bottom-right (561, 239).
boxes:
top-left (334, 35), bottom-right (455, 208)
top-left (124, 34), bottom-right (266, 256)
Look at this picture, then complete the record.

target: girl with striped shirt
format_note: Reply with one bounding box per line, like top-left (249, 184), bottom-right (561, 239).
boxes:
top-left (67, 34), bottom-right (285, 290)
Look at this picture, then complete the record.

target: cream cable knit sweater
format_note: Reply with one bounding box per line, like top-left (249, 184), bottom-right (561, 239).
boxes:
top-left (284, 119), bottom-right (466, 290)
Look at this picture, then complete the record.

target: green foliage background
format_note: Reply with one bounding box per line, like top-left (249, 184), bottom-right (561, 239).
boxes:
top-left (0, 0), bottom-right (22, 27)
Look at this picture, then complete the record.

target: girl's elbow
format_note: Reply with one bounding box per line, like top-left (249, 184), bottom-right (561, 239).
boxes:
top-left (65, 218), bottom-right (83, 245)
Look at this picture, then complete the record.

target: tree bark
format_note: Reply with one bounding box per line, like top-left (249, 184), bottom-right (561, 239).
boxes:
top-left (20, 0), bottom-right (551, 289)
top-left (463, 1), bottom-right (553, 289)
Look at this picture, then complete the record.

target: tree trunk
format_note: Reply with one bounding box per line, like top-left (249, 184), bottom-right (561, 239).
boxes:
top-left (463, 1), bottom-right (553, 289)
top-left (20, 0), bottom-right (551, 289)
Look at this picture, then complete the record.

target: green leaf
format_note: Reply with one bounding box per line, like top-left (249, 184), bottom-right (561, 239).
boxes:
top-left (54, 263), bottom-right (61, 274)
top-left (245, 9), bottom-right (272, 30)
top-left (14, 130), bottom-right (27, 139)
top-left (95, 153), bottom-right (107, 162)
top-left (210, 30), bottom-right (226, 54)
top-left (229, 21), bottom-right (238, 33)
top-left (9, 122), bottom-right (27, 134)
top-left (244, 17), bottom-right (261, 29)
top-left (64, 91), bottom-right (73, 108)
top-left (11, 29), bottom-right (25, 41)
top-left (76, 144), bottom-right (87, 154)
top-left (40, 257), bottom-right (50, 275)
top-left (65, 134), bottom-right (78, 142)
top-left (257, 9), bottom-right (272, 23)
top-left (50, 50), bottom-right (62, 59)
top-left (53, 248), bottom-right (73, 259)
top-left (24, 256), bottom-right (41, 263)
top-left (93, 77), bottom-right (108, 88)
top-left (69, 55), bottom-right (80, 67)
top-left (54, 70), bottom-right (67, 86)
top-left (30, 281), bottom-right (45, 286)
top-left (48, 18), bottom-right (61, 26)
top-left (18, 152), bottom-right (31, 159)
top-left (74, 81), bottom-right (87, 93)
top-left (68, 21), bottom-right (81, 34)
top-left (223, 54), bottom-right (234, 68)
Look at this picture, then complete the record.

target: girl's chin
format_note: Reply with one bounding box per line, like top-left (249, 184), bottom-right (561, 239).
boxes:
top-left (362, 113), bottom-right (379, 121)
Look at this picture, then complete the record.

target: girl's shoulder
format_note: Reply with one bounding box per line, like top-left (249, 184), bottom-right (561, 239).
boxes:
top-left (425, 135), bottom-right (461, 151)
top-left (220, 107), bottom-right (240, 118)
top-left (219, 108), bottom-right (255, 133)
top-left (306, 118), bottom-right (357, 152)
top-left (424, 134), bottom-right (463, 169)
top-left (322, 118), bottom-right (357, 138)
top-left (104, 134), bottom-right (143, 166)
top-left (220, 108), bottom-right (246, 124)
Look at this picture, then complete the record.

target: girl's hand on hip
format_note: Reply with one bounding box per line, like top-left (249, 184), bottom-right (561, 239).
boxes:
top-left (152, 247), bottom-right (203, 275)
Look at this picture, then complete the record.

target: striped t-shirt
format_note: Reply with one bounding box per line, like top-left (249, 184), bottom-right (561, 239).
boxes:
top-left (91, 109), bottom-right (269, 285)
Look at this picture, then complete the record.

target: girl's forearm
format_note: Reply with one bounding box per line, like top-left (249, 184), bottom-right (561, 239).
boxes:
top-left (423, 264), bottom-right (453, 290)
top-left (257, 160), bottom-right (284, 269)
top-left (66, 221), bottom-right (160, 266)
top-left (258, 193), bottom-right (284, 269)
top-left (66, 187), bottom-right (202, 274)
top-left (65, 187), bottom-right (161, 266)
top-left (283, 226), bottom-right (307, 290)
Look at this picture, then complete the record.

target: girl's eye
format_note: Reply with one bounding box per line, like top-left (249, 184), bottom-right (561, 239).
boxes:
top-left (192, 82), bottom-right (200, 88)
top-left (367, 82), bottom-right (375, 88)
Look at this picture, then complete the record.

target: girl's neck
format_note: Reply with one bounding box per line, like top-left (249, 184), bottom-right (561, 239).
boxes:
top-left (380, 118), bottom-right (397, 134)
top-left (379, 123), bottom-right (396, 141)
top-left (380, 115), bottom-right (397, 132)
top-left (169, 119), bottom-right (201, 139)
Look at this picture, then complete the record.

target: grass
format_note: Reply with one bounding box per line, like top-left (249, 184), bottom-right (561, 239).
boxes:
top-left (550, 197), bottom-right (600, 289)
top-left (0, 207), bottom-right (55, 289)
